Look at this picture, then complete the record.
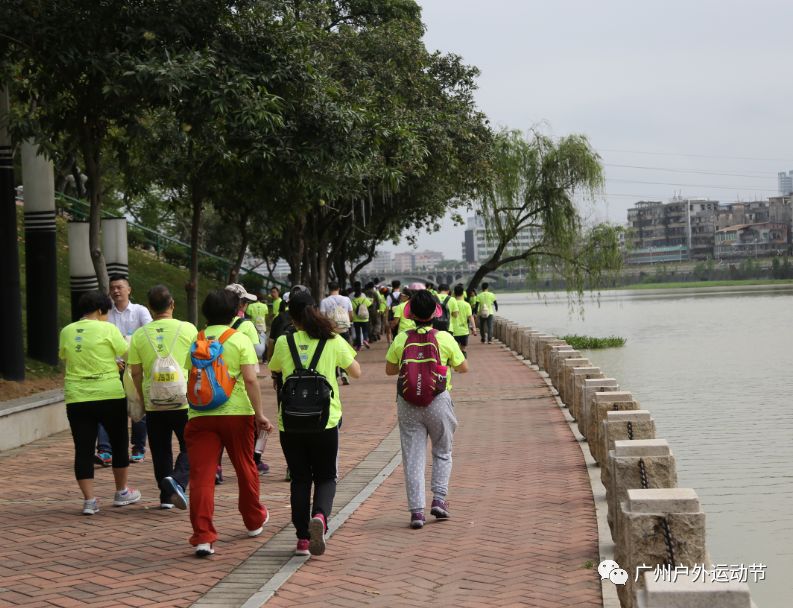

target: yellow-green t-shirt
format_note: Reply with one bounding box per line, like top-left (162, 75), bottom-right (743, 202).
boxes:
top-left (128, 319), bottom-right (199, 411)
top-left (437, 293), bottom-right (459, 323)
top-left (393, 301), bottom-right (416, 334)
top-left (271, 298), bottom-right (282, 317)
top-left (376, 291), bottom-right (387, 313)
top-left (59, 319), bottom-right (129, 404)
top-left (269, 331), bottom-right (357, 431)
top-left (233, 316), bottom-right (261, 347)
top-left (386, 326), bottom-right (465, 391)
top-left (452, 299), bottom-right (473, 337)
top-left (187, 325), bottom-right (259, 419)
top-left (478, 291), bottom-right (497, 316)
top-left (247, 302), bottom-right (269, 332)
top-left (351, 295), bottom-right (373, 323)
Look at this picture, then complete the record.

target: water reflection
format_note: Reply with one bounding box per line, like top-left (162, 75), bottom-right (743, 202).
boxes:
top-left (498, 286), bottom-right (793, 607)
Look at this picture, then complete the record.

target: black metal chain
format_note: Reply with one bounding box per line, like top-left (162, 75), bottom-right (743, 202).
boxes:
top-left (660, 517), bottom-right (676, 568)
top-left (627, 420), bottom-right (634, 440)
top-left (638, 458), bottom-right (649, 489)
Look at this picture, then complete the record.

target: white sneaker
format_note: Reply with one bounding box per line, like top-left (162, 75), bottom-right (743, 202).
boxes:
top-left (82, 498), bottom-right (99, 515)
top-left (247, 508), bottom-right (270, 537)
top-left (195, 543), bottom-right (214, 557)
top-left (113, 487), bottom-right (141, 506)
top-left (160, 503), bottom-right (175, 510)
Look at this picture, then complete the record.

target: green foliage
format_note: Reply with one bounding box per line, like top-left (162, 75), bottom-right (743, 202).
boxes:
top-left (471, 128), bottom-right (622, 299)
top-left (561, 335), bottom-right (626, 349)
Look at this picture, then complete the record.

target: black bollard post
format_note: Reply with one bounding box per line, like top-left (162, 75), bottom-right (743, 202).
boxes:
top-left (0, 87), bottom-right (25, 380)
top-left (102, 218), bottom-right (129, 278)
top-left (68, 221), bottom-right (98, 321)
top-left (22, 141), bottom-right (59, 365)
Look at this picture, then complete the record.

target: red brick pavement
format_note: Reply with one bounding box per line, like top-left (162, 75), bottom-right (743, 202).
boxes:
top-left (0, 344), bottom-right (395, 608)
top-left (265, 340), bottom-right (602, 607)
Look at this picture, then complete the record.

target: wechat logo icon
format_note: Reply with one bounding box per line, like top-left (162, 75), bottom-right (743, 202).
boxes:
top-left (598, 559), bottom-right (629, 586)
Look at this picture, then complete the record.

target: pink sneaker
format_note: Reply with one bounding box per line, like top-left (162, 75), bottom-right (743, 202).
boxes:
top-left (308, 513), bottom-right (327, 556)
top-left (295, 539), bottom-right (310, 556)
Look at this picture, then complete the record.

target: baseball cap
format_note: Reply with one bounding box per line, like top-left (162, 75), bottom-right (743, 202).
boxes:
top-left (225, 283), bottom-right (257, 302)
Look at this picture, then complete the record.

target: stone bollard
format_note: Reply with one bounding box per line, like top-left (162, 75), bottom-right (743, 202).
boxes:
top-left (541, 342), bottom-right (571, 375)
top-left (588, 391), bottom-right (638, 465)
top-left (508, 324), bottom-right (521, 351)
top-left (528, 333), bottom-right (552, 366)
top-left (635, 571), bottom-right (753, 608)
top-left (517, 328), bottom-right (534, 359)
top-left (548, 348), bottom-right (581, 391)
top-left (568, 367), bottom-right (603, 420)
top-left (616, 488), bottom-right (707, 608)
top-left (607, 439), bottom-right (677, 537)
top-left (537, 338), bottom-right (566, 372)
top-left (577, 378), bottom-right (619, 439)
top-left (558, 359), bottom-right (592, 405)
top-left (600, 410), bottom-right (656, 488)
top-left (493, 317), bottom-right (503, 341)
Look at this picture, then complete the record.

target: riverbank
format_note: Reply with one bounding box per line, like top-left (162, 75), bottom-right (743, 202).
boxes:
top-left (620, 278), bottom-right (793, 290)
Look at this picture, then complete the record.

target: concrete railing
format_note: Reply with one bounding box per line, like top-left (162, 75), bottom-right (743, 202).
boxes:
top-left (493, 317), bottom-right (755, 608)
top-left (0, 389), bottom-right (67, 452)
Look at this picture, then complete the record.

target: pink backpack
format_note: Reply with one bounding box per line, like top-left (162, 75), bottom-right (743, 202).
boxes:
top-left (397, 329), bottom-right (448, 406)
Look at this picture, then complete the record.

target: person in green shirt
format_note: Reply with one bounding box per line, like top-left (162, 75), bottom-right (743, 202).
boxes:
top-left (349, 282), bottom-right (373, 351)
top-left (184, 290), bottom-right (275, 557)
top-left (247, 295), bottom-right (269, 359)
top-left (433, 283), bottom-right (459, 332)
top-left (452, 284), bottom-right (477, 356)
top-left (58, 291), bottom-right (142, 515)
top-left (391, 289), bottom-right (416, 335)
top-left (385, 289), bottom-right (468, 529)
top-left (269, 291), bottom-right (361, 557)
top-left (128, 285), bottom-right (198, 510)
top-left (270, 286), bottom-right (282, 320)
top-left (477, 283), bottom-right (498, 344)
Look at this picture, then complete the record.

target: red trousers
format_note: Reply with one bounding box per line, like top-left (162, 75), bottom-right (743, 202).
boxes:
top-left (185, 415), bottom-right (266, 545)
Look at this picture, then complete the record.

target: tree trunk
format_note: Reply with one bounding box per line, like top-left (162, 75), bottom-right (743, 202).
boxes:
top-left (466, 241), bottom-right (507, 291)
top-left (186, 184), bottom-right (203, 325)
top-left (80, 131), bottom-right (108, 293)
top-left (227, 213), bottom-right (249, 284)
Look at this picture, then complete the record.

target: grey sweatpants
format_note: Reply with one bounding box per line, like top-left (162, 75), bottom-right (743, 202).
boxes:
top-left (397, 392), bottom-right (458, 512)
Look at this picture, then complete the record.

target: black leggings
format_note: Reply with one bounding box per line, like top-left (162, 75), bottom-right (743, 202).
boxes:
top-left (279, 426), bottom-right (338, 539)
top-left (146, 409), bottom-right (190, 503)
top-left (66, 399), bottom-right (130, 480)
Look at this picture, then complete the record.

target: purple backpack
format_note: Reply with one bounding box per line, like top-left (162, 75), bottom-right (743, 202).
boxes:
top-left (397, 329), bottom-right (448, 407)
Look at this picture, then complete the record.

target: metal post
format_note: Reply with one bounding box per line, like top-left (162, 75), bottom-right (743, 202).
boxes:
top-left (68, 221), bottom-right (98, 321)
top-left (0, 86), bottom-right (25, 380)
top-left (22, 141), bottom-right (59, 365)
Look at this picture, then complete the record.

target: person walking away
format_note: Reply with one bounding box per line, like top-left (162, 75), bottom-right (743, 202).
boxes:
top-left (128, 285), bottom-right (197, 510)
top-left (465, 288), bottom-right (479, 317)
top-left (59, 291), bottom-right (142, 514)
top-left (184, 290), bottom-right (274, 557)
top-left (269, 287), bottom-right (283, 322)
top-left (247, 293), bottom-right (269, 362)
top-left (432, 283), bottom-right (459, 334)
top-left (452, 284), bottom-right (476, 357)
top-left (385, 290), bottom-right (467, 529)
top-left (477, 283), bottom-right (498, 344)
top-left (390, 288), bottom-right (415, 336)
top-left (97, 275), bottom-right (152, 466)
top-left (268, 291), bottom-right (361, 556)
top-left (350, 282), bottom-right (372, 351)
top-left (378, 286), bottom-right (391, 343)
top-left (319, 282), bottom-right (354, 385)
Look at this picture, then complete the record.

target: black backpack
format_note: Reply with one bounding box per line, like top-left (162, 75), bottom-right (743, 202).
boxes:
top-left (279, 333), bottom-right (333, 433)
top-left (432, 295), bottom-right (452, 332)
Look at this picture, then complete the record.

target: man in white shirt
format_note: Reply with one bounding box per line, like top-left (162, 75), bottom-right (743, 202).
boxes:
top-left (96, 275), bottom-right (153, 465)
top-left (319, 281), bottom-right (354, 384)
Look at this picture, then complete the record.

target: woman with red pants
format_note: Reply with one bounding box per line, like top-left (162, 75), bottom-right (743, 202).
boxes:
top-left (185, 290), bottom-right (274, 557)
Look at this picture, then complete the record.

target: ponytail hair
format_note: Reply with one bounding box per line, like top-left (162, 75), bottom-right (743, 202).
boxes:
top-left (288, 292), bottom-right (335, 340)
top-left (353, 281), bottom-right (362, 298)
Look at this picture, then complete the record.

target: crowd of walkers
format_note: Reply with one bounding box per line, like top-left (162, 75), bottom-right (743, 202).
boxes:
top-left (58, 275), bottom-right (497, 559)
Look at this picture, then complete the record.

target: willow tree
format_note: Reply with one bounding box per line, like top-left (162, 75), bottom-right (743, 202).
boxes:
top-left (468, 128), bottom-right (622, 293)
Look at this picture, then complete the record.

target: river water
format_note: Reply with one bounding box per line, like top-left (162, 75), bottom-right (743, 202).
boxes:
top-left (497, 285), bottom-right (793, 607)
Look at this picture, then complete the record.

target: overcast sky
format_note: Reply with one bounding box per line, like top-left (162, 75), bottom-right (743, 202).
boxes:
top-left (382, 0), bottom-right (793, 258)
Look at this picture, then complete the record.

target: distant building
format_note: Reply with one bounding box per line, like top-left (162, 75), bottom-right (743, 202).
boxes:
top-left (461, 213), bottom-right (542, 263)
top-left (393, 252), bottom-right (415, 273)
top-left (413, 250), bottom-right (444, 270)
top-left (626, 198), bottom-right (718, 262)
top-left (715, 222), bottom-right (789, 258)
top-left (778, 171), bottom-right (793, 196)
top-left (366, 250), bottom-right (393, 275)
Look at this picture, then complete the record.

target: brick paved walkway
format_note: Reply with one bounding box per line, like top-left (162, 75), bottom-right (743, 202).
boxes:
top-left (0, 339), bottom-right (601, 608)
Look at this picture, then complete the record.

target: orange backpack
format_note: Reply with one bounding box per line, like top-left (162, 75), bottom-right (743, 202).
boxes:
top-left (187, 328), bottom-right (237, 411)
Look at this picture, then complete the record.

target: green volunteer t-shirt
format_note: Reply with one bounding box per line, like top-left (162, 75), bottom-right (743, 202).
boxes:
top-left (233, 316), bottom-right (261, 347)
top-left (59, 319), bottom-right (129, 404)
top-left (187, 325), bottom-right (259, 419)
top-left (376, 291), bottom-right (387, 313)
top-left (350, 295), bottom-right (373, 323)
top-left (271, 297), bottom-right (282, 317)
top-left (128, 319), bottom-right (198, 411)
top-left (452, 298), bottom-right (473, 337)
top-left (478, 291), bottom-right (497, 316)
top-left (386, 326), bottom-right (465, 391)
top-left (247, 302), bottom-right (269, 332)
top-left (392, 301), bottom-right (416, 334)
top-left (269, 331), bottom-right (357, 431)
